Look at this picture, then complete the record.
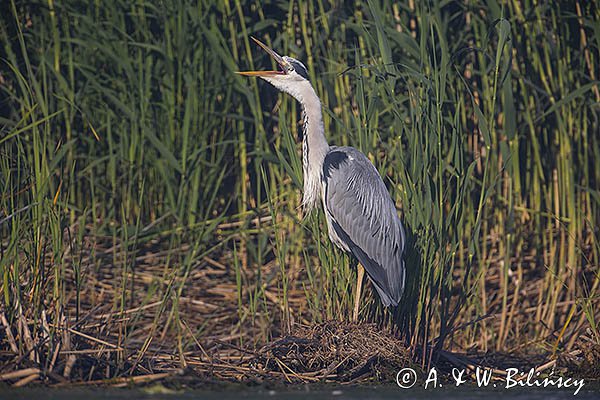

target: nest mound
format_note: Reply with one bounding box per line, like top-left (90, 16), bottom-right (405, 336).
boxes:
top-left (560, 338), bottom-right (600, 380)
top-left (579, 342), bottom-right (600, 379)
top-left (251, 321), bottom-right (411, 382)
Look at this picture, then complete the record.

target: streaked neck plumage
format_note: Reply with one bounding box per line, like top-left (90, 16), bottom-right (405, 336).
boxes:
top-left (262, 75), bottom-right (329, 213)
top-left (299, 86), bottom-right (329, 213)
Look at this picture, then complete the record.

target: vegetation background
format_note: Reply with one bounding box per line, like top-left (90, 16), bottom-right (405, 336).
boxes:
top-left (0, 0), bottom-right (598, 382)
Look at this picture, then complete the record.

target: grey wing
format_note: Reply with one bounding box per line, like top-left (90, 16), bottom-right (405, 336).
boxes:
top-left (322, 147), bottom-right (406, 306)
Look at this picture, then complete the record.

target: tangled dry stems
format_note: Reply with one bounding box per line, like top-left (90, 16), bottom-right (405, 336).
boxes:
top-left (253, 321), bottom-right (411, 382)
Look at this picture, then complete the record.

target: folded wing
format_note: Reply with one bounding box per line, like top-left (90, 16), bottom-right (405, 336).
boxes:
top-left (322, 146), bottom-right (406, 306)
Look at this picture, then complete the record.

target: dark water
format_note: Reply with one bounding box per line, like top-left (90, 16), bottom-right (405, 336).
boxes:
top-left (2, 384), bottom-right (599, 400)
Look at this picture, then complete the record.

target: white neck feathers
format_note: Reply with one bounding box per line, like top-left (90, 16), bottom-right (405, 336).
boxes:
top-left (261, 76), bottom-right (329, 213)
top-left (299, 87), bottom-right (328, 213)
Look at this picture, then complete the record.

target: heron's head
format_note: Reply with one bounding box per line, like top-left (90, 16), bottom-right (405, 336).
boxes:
top-left (237, 37), bottom-right (313, 103)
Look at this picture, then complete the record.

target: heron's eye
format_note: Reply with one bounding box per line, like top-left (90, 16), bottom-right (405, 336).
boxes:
top-left (285, 65), bottom-right (294, 73)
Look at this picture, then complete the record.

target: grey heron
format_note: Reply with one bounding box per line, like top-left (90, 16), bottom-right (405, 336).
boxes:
top-left (238, 37), bottom-right (406, 321)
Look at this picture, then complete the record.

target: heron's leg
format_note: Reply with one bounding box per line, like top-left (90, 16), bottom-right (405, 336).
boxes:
top-left (353, 264), bottom-right (365, 321)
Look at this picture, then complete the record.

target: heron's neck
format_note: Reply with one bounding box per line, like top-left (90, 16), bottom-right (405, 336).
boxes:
top-left (300, 86), bottom-right (329, 213)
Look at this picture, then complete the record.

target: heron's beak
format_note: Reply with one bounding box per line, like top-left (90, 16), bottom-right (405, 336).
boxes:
top-left (236, 37), bottom-right (289, 77)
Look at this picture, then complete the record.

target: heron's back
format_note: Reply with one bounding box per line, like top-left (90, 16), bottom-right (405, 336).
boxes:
top-left (321, 146), bottom-right (406, 306)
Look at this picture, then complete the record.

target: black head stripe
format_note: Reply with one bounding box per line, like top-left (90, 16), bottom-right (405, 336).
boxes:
top-left (289, 59), bottom-right (309, 80)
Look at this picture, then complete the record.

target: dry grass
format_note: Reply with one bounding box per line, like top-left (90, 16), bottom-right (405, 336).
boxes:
top-left (253, 321), bottom-right (411, 383)
top-left (0, 226), bottom-right (598, 387)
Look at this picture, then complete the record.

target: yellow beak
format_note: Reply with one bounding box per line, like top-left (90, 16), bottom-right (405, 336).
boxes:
top-left (236, 37), bottom-right (288, 77)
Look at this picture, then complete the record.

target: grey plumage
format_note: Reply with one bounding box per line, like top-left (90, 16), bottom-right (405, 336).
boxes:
top-left (322, 147), bottom-right (406, 306)
top-left (238, 37), bottom-right (407, 309)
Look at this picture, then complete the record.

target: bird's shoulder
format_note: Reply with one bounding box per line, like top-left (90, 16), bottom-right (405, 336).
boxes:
top-left (323, 146), bottom-right (379, 181)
